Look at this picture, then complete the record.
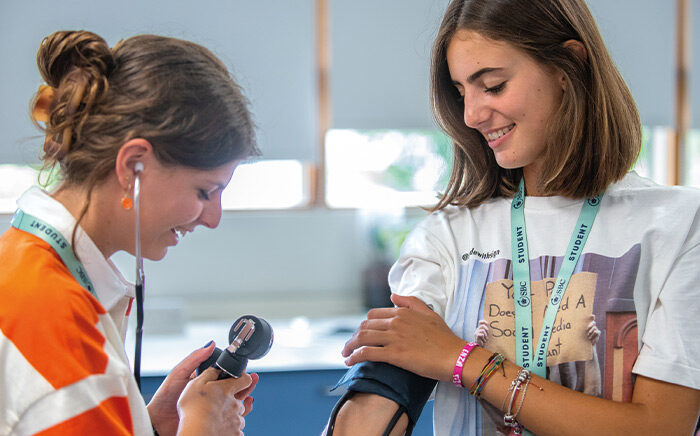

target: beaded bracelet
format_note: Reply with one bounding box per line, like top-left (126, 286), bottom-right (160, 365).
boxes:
top-left (468, 353), bottom-right (505, 397)
top-left (452, 342), bottom-right (478, 387)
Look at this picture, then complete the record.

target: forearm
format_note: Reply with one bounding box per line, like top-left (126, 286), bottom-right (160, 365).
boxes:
top-left (341, 297), bottom-right (700, 435)
top-left (331, 393), bottom-right (408, 436)
top-left (460, 346), bottom-right (700, 436)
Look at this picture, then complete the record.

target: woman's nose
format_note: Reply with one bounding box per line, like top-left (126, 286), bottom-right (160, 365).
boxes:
top-left (199, 197), bottom-right (223, 229)
top-left (463, 94), bottom-right (489, 128)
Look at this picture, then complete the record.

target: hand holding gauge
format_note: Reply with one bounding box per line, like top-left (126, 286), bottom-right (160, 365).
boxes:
top-left (196, 315), bottom-right (274, 379)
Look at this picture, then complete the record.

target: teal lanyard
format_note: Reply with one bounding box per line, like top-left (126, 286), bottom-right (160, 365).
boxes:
top-left (11, 209), bottom-right (96, 297)
top-left (510, 179), bottom-right (602, 377)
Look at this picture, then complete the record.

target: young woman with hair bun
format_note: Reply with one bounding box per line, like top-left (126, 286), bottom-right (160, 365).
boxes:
top-left (0, 30), bottom-right (258, 435)
top-left (328, 0), bottom-right (700, 435)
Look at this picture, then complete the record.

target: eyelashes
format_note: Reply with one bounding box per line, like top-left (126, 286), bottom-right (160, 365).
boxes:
top-left (198, 189), bottom-right (210, 200)
top-left (484, 81), bottom-right (506, 94)
top-left (454, 80), bottom-right (507, 103)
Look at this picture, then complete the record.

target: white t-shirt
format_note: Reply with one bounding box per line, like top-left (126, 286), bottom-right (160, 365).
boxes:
top-left (389, 172), bottom-right (700, 436)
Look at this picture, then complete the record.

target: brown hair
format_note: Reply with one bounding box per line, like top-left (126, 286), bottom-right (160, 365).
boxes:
top-left (34, 30), bottom-right (258, 178)
top-left (431, 0), bottom-right (641, 210)
top-left (31, 30), bottom-right (258, 245)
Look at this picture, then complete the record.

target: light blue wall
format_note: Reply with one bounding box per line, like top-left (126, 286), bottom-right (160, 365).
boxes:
top-left (330, 0), bottom-right (448, 129)
top-left (0, 0), bottom-right (317, 163)
top-left (587, 0), bottom-right (675, 127)
top-left (330, 0), bottom-right (678, 129)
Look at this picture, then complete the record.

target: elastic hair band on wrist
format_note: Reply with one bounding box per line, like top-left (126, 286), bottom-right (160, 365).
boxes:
top-left (452, 342), bottom-right (478, 387)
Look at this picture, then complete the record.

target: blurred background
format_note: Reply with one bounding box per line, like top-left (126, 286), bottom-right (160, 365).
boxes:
top-left (0, 0), bottom-right (697, 432)
top-left (1, 0), bottom-right (696, 323)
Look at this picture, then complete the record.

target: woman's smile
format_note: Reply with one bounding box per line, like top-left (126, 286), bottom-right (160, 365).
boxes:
top-left (484, 123), bottom-right (515, 149)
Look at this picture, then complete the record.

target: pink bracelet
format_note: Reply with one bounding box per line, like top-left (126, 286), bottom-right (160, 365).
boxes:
top-left (452, 342), bottom-right (478, 387)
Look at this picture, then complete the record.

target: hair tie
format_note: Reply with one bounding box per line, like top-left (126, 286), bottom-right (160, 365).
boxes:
top-left (32, 84), bottom-right (68, 160)
top-left (32, 85), bottom-right (55, 123)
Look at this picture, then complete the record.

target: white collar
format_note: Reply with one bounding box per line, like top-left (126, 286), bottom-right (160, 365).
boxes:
top-left (16, 187), bottom-right (134, 310)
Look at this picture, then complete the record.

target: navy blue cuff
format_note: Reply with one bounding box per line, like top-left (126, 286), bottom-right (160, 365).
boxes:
top-left (332, 361), bottom-right (437, 425)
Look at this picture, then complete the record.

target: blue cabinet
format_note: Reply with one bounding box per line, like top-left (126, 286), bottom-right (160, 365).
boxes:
top-left (143, 369), bottom-right (434, 434)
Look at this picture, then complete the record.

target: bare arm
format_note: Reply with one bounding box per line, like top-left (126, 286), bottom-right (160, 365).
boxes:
top-left (327, 393), bottom-right (409, 436)
top-left (341, 294), bottom-right (700, 436)
top-left (456, 347), bottom-right (700, 435)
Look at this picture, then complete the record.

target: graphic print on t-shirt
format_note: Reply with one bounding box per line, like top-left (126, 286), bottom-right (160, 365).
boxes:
top-left (452, 244), bottom-right (641, 435)
top-left (482, 272), bottom-right (597, 367)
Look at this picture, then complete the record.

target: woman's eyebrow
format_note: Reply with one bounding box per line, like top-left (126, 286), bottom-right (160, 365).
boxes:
top-left (467, 67), bottom-right (504, 84)
top-left (451, 67), bottom-right (504, 87)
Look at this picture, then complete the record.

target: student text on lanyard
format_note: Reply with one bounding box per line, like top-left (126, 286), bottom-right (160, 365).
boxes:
top-left (11, 209), bottom-right (96, 296)
top-left (511, 179), bottom-right (602, 377)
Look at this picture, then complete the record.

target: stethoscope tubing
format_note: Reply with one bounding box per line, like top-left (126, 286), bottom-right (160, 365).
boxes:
top-left (133, 162), bottom-right (145, 390)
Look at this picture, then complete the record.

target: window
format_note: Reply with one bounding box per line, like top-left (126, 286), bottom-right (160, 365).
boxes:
top-left (222, 160), bottom-right (309, 210)
top-left (0, 160), bottom-right (309, 214)
top-left (325, 129), bottom-right (451, 208)
top-left (686, 130), bottom-right (700, 188)
top-left (324, 126), bottom-right (688, 210)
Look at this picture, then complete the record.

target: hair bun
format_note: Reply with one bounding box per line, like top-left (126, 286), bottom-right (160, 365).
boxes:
top-left (35, 31), bottom-right (116, 163)
top-left (37, 30), bottom-right (115, 87)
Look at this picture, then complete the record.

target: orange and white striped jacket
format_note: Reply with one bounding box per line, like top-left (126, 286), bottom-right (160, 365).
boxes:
top-left (0, 188), bottom-right (152, 435)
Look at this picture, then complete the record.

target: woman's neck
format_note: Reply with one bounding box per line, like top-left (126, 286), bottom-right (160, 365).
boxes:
top-left (522, 161), bottom-right (547, 197)
top-left (51, 182), bottom-right (122, 258)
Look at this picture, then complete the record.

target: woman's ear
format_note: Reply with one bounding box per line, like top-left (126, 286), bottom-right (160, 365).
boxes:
top-left (563, 39), bottom-right (587, 63)
top-left (559, 40), bottom-right (587, 91)
top-left (115, 138), bottom-right (153, 188)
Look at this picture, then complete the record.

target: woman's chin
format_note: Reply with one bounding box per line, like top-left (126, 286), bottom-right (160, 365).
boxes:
top-left (142, 247), bottom-right (168, 261)
top-left (493, 152), bottom-right (529, 171)
top-left (493, 156), bottom-right (521, 170)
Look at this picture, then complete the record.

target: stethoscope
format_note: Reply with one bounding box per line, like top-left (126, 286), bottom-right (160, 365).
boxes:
top-left (132, 162), bottom-right (145, 389)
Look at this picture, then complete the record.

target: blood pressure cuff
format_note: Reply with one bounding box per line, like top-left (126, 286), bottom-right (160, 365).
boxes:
top-left (330, 361), bottom-right (437, 427)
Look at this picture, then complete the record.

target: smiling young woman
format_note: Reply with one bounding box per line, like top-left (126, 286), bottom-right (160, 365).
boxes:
top-left (0, 30), bottom-right (259, 435)
top-left (325, 1), bottom-right (700, 435)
